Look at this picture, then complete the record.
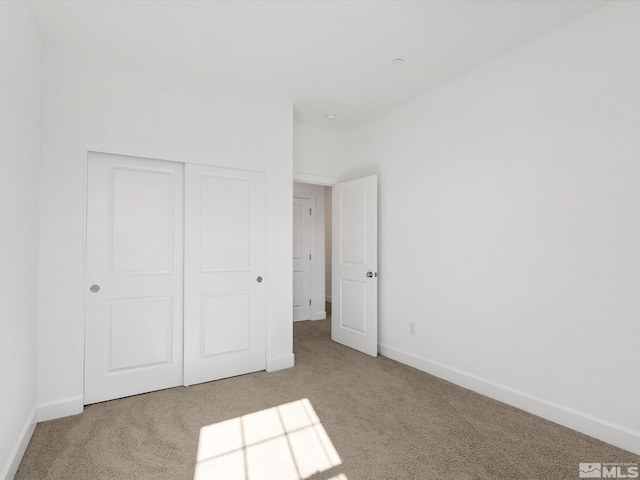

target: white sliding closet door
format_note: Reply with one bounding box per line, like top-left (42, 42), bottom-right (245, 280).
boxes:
top-left (184, 164), bottom-right (266, 386)
top-left (85, 153), bottom-right (184, 404)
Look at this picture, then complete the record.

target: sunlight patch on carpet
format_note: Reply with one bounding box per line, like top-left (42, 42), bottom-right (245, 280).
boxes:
top-left (194, 398), bottom-right (346, 480)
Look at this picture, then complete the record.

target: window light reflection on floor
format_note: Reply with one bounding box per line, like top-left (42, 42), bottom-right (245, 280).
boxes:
top-left (194, 398), bottom-right (346, 480)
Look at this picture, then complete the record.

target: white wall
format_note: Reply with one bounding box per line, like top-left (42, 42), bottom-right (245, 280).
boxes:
top-left (0, 3), bottom-right (41, 478)
top-left (36, 42), bottom-right (294, 419)
top-left (324, 186), bottom-right (332, 303)
top-left (293, 182), bottom-right (326, 320)
top-left (293, 122), bottom-right (345, 181)
top-left (345, 2), bottom-right (640, 454)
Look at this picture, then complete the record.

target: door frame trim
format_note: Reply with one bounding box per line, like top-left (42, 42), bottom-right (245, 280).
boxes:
top-left (81, 140), bottom-right (270, 407)
top-left (293, 172), bottom-right (338, 186)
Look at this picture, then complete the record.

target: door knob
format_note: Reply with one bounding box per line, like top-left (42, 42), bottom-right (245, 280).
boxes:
top-left (90, 284), bottom-right (100, 293)
top-left (257, 276), bottom-right (263, 283)
top-left (366, 272), bottom-right (374, 278)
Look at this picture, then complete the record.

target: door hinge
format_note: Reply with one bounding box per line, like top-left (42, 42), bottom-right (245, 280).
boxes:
top-left (309, 299), bottom-right (311, 305)
top-left (309, 254), bottom-right (311, 260)
top-left (309, 208), bottom-right (312, 215)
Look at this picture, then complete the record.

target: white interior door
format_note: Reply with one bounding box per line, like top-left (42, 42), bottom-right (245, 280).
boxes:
top-left (332, 175), bottom-right (378, 357)
top-left (293, 196), bottom-right (311, 322)
top-left (85, 152), bottom-right (184, 404)
top-left (184, 164), bottom-right (266, 386)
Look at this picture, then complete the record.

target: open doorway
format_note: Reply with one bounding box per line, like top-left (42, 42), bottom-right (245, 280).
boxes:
top-left (292, 182), bottom-right (331, 322)
top-left (293, 175), bottom-right (378, 356)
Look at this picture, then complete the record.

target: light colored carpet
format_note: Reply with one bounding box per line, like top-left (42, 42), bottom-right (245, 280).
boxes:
top-left (17, 311), bottom-right (638, 479)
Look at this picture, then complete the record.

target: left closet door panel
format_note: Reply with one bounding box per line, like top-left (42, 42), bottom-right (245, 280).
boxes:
top-left (85, 153), bottom-right (184, 405)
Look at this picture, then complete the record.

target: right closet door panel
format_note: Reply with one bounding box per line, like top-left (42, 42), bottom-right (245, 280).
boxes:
top-left (184, 164), bottom-right (266, 385)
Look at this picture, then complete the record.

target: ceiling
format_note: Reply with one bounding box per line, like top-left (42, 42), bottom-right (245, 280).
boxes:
top-left (33, 0), bottom-right (609, 132)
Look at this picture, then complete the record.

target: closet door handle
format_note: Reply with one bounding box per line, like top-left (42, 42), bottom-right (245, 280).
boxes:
top-left (257, 276), bottom-right (263, 283)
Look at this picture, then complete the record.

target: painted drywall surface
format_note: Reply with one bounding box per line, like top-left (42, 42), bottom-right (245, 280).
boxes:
top-left (324, 186), bottom-right (332, 303)
top-left (346, 1), bottom-right (640, 443)
top-left (0, 2), bottom-right (41, 476)
top-left (293, 182), bottom-right (326, 319)
top-left (293, 122), bottom-right (346, 179)
top-left (37, 43), bottom-right (293, 410)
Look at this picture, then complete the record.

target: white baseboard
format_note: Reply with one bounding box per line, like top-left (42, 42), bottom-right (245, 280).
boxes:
top-left (325, 296), bottom-right (331, 303)
top-left (266, 353), bottom-right (295, 372)
top-left (378, 344), bottom-right (640, 455)
top-left (1, 408), bottom-right (36, 480)
top-left (312, 311), bottom-right (326, 321)
top-left (37, 396), bottom-right (83, 422)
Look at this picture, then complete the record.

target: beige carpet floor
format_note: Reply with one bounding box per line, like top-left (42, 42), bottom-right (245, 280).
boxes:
top-left (17, 313), bottom-right (638, 480)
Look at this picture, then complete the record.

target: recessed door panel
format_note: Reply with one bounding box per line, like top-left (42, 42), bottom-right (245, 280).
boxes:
top-left (340, 189), bottom-right (367, 265)
top-left (293, 203), bottom-right (303, 259)
top-left (108, 296), bottom-right (173, 371)
top-left (110, 167), bottom-right (174, 274)
top-left (293, 271), bottom-right (303, 308)
top-left (201, 175), bottom-right (251, 272)
top-left (202, 292), bottom-right (251, 357)
top-left (85, 152), bottom-right (184, 404)
top-left (339, 280), bottom-right (366, 334)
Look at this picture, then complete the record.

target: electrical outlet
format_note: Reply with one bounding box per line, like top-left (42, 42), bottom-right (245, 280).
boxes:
top-left (409, 322), bottom-right (415, 336)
